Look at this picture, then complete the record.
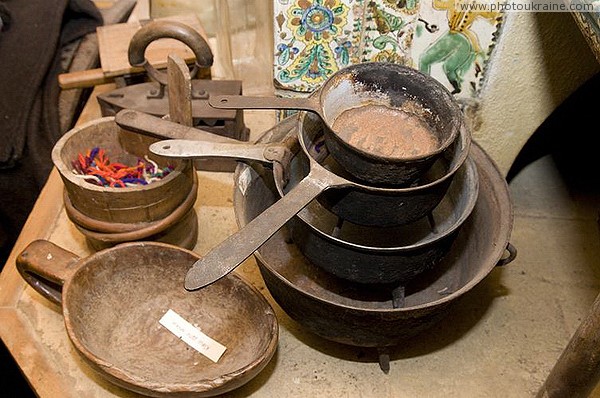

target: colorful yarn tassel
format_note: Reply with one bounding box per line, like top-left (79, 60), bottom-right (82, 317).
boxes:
top-left (72, 147), bottom-right (173, 188)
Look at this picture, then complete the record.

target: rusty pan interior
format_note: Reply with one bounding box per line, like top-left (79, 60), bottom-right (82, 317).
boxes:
top-left (317, 62), bottom-right (463, 186)
top-left (233, 140), bottom-right (513, 347)
top-left (318, 62), bottom-right (462, 160)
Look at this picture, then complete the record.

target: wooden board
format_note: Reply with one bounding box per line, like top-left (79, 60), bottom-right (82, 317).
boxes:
top-left (97, 14), bottom-right (208, 77)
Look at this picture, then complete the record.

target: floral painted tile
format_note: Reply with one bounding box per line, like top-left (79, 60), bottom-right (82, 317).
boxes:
top-left (274, 0), bottom-right (353, 91)
top-left (273, 0), bottom-right (503, 99)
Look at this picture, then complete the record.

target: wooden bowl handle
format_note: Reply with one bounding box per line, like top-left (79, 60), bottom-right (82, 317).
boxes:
top-left (16, 240), bottom-right (81, 306)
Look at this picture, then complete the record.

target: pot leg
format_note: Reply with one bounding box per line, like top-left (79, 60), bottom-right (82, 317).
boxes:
top-left (392, 285), bottom-right (406, 309)
top-left (427, 212), bottom-right (438, 233)
top-left (377, 348), bottom-right (391, 374)
top-left (331, 217), bottom-right (344, 238)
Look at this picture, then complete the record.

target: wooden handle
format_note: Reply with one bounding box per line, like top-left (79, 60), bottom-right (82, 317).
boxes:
top-left (536, 290), bottom-right (600, 397)
top-left (58, 68), bottom-right (113, 89)
top-left (16, 240), bottom-right (81, 306)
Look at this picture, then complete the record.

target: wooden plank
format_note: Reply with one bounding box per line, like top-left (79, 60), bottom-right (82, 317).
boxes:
top-left (167, 54), bottom-right (193, 126)
top-left (59, 0), bottom-right (138, 126)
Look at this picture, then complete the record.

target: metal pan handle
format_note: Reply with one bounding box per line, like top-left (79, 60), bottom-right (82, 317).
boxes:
top-left (209, 95), bottom-right (324, 119)
top-left (150, 134), bottom-right (351, 290)
top-left (16, 240), bottom-right (82, 306)
top-left (150, 138), bottom-right (298, 185)
top-left (184, 166), bottom-right (338, 290)
top-left (149, 139), bottom-right (292, 165)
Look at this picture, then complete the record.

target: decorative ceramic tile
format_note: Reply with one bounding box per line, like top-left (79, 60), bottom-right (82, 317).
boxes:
top-left (274, 0), bottom-right (353, 91)
top-left (412, 1), bottom-right (502, 97)
top-left (570, 7), bottom-right (600, 63)
top-left (273, 0), bottom-right (503, 99)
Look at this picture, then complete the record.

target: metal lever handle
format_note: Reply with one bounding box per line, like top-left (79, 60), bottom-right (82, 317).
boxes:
top-left (149, 139), bottom-right (290, 164)
top-left (115, 109), bottom-right (239, 143)
top-left (208, 95), bottom-right (324, 119)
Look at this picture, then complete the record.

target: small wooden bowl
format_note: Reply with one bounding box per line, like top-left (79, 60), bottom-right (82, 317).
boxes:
top-left (52, 117), bottom-right (195, 224)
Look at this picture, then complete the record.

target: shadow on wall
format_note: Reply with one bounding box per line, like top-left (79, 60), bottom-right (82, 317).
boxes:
top-left (508, 12), bottom-right (600, 186)
top-left (507, 71), bottom-right (600, 193)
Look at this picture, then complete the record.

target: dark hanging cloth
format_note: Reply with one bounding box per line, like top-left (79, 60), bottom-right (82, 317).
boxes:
top-left (0, 0), bottom-right (102, 266)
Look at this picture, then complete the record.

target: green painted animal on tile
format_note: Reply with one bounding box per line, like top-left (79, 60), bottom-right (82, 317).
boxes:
top-left (419, 0), bottom-right (501, 93)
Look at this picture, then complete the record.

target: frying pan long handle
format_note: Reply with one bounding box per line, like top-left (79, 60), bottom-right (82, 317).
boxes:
top-left (209, 95), bottom-right (324, 118)
top-left (149, 139), bottom-right (291, 165)
top-left (184, 172), bottom-right (329, 290)
top-left (16, 240), bottom-right (81, 306)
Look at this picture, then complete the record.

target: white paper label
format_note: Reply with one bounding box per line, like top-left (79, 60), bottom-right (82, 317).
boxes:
top-left (238, 167), bottom-right (252, 196)
top-left (159, 309), bottom-right (227, 363)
